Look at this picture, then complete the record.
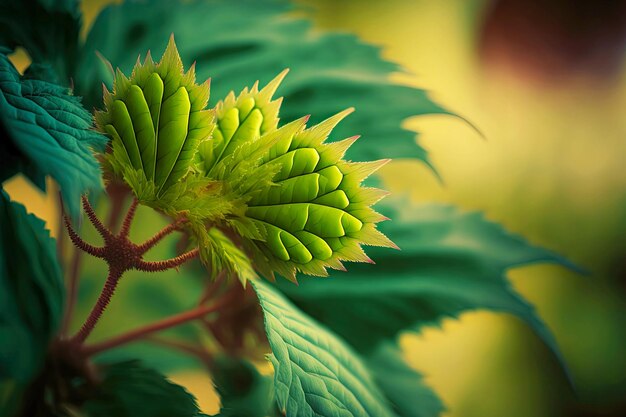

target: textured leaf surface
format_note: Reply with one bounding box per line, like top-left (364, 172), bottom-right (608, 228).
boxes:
top-left (367, 343), bottom-right (445, 417)
top-left (0, 189), bottom-right (64, 383)
top-left (76, 0), bottom-right (447, 169)
top-left (82, 361), bottom-right (203, 417)
top-left (0, 49), bottom-right (107, 217)
top-left (253, 280), bottom-right (396, 417)
top-left (97, 37), bottom-right (213, 195)
top-left (276, 201), bottom-right (577, 371)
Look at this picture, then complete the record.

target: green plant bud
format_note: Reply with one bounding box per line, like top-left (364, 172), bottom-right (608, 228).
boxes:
top-left (96, 36), bottom-right (214, 196)
top-left (239, 110), bottom-right (395, 281)
top-left (196, 70), bottom-right (286, 173)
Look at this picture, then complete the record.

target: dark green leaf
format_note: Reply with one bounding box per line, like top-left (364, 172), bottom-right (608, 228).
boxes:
top-left (76, 0), bottom-right (447, 170)
top-left (0, 49), bottom-right (107, 217)
top-left (82, 360), bottom-right (203, 417)
top-left (276, 201), bottom-right (579, 374)
top-left (368, 343), bottom-right (445, 417)
top-left (252, 280), bottom-right (396, 417)
top-left (212, 356), bottom-right (275, 417)
top-left (0, 189), bottom-right (64, 383)
top-left (0, 0), bottom-right (81, 84)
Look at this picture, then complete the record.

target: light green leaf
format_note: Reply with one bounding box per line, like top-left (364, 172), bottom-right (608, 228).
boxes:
top-left (367, 343), bottom-right (445, 417)
top-left (252, 280), bottom-right (396, 417)
top-left (0, 49), bottom-right (107, 217)
top-left (0, 189), bottom-right (64, 384)
top-left (82, 361), bottom-right (203, 417)
top-left (276, 201), bottom-right (580, 376)
top-left (76, 0), bottom-right (448, 170)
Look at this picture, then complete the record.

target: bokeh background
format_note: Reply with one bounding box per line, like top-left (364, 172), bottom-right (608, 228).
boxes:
top-left (6, 0), bottom-right (626, 416)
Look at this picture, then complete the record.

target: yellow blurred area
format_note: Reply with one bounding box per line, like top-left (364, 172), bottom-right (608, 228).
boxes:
top-left (5, 1), bottom-right (625, 416)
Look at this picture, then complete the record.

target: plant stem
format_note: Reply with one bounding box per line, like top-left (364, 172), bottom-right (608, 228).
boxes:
top-left (82, 292), bottom-right (236, 356)
top-left (71, 268), bottom-right (124, 343)
top-left (144, 336), bottom-right (214, 367)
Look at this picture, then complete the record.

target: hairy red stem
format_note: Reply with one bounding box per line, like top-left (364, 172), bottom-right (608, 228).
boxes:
top-left (119, 198), bottom-right (139, 237)
top-left (72, 268), bottom-right (124, 343)
top-left (82, 292), bottom-right (236, 356)
top-left (82, 196), bottom-right (110, 239)
top-left (136, 220), bottom-right (184, 254)
top-left (63, 216), bottom-right (104, 257)
top-left (135, 249), bottom-right (199, 272)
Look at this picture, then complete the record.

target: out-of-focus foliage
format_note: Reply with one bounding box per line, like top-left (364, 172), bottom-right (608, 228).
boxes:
top-left (0, 189), bottom-right (64, 415)
top-left (0, 0), bottom-right (589, 417)
top-left (277, 201), bottom-right (576, 368)
top-left (367, 343), bottom-right (445, 417)
top-left (211, 356), bottom-right (275, 417)
top-left (82, 360), bottom-right (203, 417)
top-left (0, 0), bottom-right (81, 83)
top-left (75, 0), bottom-right (449, 169)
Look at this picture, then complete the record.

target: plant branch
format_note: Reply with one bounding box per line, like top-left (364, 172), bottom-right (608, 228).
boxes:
top-left (144, 336), bottom-right (214, 367)
top-left (71, 268), bottom-right (124, 343)
top-left (82, 196), bottom-right (110, 239)
top-left (63, 216), bottom-right (105, 257)
top-left (135, 249), bottom-right (199, 272)
top-left (65, 196), bottom-right (200, 346)
top-left (137, 220), bottom-right (185, 254)
top-left (119, 198), bottom-right (139, 237)
top-left (82, 291), bottom-right (236, 356)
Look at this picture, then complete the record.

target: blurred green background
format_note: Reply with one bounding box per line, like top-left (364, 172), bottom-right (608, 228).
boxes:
top-left (6, 0), bottom-right (625, 416)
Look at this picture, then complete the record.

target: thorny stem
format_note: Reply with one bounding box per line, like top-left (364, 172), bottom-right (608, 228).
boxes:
top-left (135, 249), bottom-right (199, 272)
top-left (72, 268), bottom-right (123, 343)
top-left (82, 290), bottom-right (238, 356)
top-left (81, 196), bottom-right (110, 239)
top-left (63, 196), bottom-right (201, 344)
top-left (119, 198), bottom-right (139, 237)
top-left (136, 219), bottom-right (186, 254)
top-left (63, 215), bottom-right (105, 257)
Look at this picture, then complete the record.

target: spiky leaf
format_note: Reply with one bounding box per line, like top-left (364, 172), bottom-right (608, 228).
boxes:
top-left (0, 49), bottom-right (106, 217)
top-left (252, 280), bottom-right (396, 417)
top-left (205, 74), bottom-right (394, 281)
top-left (97, 36), bottom-right (213, 195)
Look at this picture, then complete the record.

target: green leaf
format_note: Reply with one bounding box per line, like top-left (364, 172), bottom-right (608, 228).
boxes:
top-left (367, 343), bottom-right (445, 417)
top-left (82, 360), bottom-right (203, 417)
top-left (252, 280), bottom-right (396, 417)
top-left (212, 356), bottom-right (276, 417)
top-left (276, 201), bottom-right (579, 374)
top-left (0, 189), bottom-right (64, 384)
top-left (96, 37), bottom-right (213, 195)
top-left (0, 0), bottom-right (82, 84)
top-left (76, 0), bottom-right (447, 170)
top-left (0, 49), bottom-right (107, 217)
